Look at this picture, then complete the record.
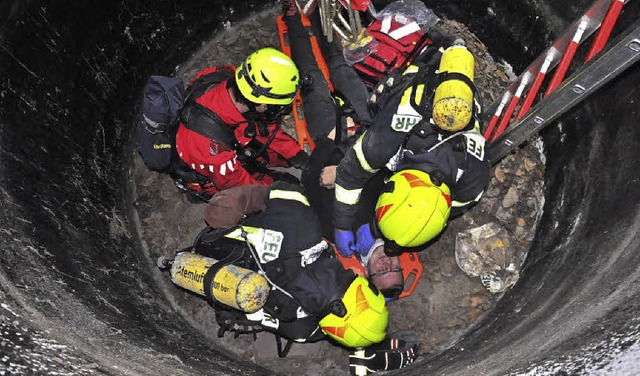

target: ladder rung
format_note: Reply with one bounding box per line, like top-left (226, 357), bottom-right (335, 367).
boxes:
top-left (516, 54), bottom-right (554, 120)
top-left (585, 0), bottom-right (626, 62)
top-left (544, 20), bottom-right (589, 97)
top-left (491, 80), bottom-right (528, 141)
top-left (483, 92), bottom-right (510, 140)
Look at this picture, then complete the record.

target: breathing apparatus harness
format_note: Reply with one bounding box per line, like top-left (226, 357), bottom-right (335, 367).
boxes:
top-left (370, 51), bottom-right (484, 156)
top-left (403, 65), bottom-right (484, 174)
top-left (191, 223), bottom-right (299, 300)
top-left (192, 224), bottom-right (303, 355)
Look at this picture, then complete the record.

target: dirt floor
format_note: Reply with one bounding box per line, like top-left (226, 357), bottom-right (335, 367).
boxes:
top-left (133, 6), bottom-right (545, 375)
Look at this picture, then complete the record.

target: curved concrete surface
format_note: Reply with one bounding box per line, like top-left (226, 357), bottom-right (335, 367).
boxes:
top-left (1, 0), bottom-right (639, 374)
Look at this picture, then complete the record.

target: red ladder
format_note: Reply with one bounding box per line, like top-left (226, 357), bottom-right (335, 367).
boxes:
top-left (483, 0), bottom-right (637, 162)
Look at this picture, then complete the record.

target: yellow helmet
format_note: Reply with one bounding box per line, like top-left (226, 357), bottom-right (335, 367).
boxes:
top-left (235, 47), bottom-right (300, 105)
top-left (319, 276), bottom-right (388, 348)
top-left (376, 169), bottom-right (451, 248)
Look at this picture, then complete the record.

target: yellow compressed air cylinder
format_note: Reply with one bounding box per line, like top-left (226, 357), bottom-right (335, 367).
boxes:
top-left (432, 45), bottom-right (475, 132)
top-left (170, 252), bottom-right (269, 313)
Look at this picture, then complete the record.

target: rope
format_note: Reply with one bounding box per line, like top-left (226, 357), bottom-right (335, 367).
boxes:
top-left (239, 226), bottom-right (295, 299)
top-left (427, 131), bottom-right (478, 152)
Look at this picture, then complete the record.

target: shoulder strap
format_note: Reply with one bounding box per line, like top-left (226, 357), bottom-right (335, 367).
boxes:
top-left (181, 102), bottom-right (238, 148)
top-left (184, 66), bottom-right (235, 103)
top-left (179, 67), bottom-right (239, 149)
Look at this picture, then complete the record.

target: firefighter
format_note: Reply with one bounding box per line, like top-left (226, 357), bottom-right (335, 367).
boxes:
top-left (333, 41), bottom-right (490, 258)
top-left (163, 182), bottom-right (418, 371)
top-left (174, 47), bottom-right (310, 200)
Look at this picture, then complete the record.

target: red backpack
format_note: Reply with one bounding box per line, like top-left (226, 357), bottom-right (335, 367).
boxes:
top-left (353, 14), bottom-right (432, 87)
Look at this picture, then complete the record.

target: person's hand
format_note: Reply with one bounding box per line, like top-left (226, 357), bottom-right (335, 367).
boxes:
top-left (355, 223), bottom-right (375, 257)
top-left (348, 330), bottom-right (420, 375)
top-left (320, 165), bottom-right (337, 188)
top-left (215, 309), bottom-right (263, 340)
top-left (334, 229), bottom-right (356, 258)
top-left (345, 117), bottom-right (358, 138)
top-left (204, 189), bottom-right (245, 228)
top-left (289, 150), bottom-right (310, 171)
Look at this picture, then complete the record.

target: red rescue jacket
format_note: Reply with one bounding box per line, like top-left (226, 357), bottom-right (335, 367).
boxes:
top-left (175, 66), bottom-right (302, 194)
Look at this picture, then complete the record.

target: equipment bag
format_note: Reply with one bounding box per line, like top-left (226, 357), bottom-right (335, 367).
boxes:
top-left (353, 14), bottom-right (432, 88)
top-left (136, 76), bottom-right (184, 172)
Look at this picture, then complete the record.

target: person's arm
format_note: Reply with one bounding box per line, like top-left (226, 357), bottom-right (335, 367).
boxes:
top-left (207, 150), bottom-right (276, 190)
top-left (176, 125), bottom-right (275, 190)
top-left (333, 124), bottom-right (404, 230)
top-left (333, 133), bottom-right (379, 231)
top-left (204, 184), bottom-right (268, 228)
top-left (449, 145), bottom-right (490, 218)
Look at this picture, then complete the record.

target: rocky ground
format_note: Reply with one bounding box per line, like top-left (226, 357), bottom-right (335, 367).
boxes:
top-left (133, 6), bottom-right (545, 375)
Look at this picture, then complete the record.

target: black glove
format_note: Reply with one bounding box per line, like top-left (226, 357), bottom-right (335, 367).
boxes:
top-left (289, 150), bottom-right (310, 171)
top-left (349, 330), bottom-right (420, 375)
top-left (215, 308), bottom-right (263, 340)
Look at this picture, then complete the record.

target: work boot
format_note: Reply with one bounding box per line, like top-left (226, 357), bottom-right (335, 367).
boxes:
top-left (282, 0), bottom-right (298, 17)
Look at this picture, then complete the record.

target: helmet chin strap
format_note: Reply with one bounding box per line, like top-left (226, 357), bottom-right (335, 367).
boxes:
top-left (232, 86), bottom-right (270, 138)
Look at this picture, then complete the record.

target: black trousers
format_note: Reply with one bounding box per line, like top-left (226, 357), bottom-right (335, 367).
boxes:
top-left (283, 10), bottom-right (371, 142)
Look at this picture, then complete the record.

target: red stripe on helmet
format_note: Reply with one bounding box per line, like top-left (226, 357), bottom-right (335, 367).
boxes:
top-left (401, 172), bottom-right (432, 188)
top-left (354, 284), bottom-right (370, 316)
top-left (323, 324), bottom-right (348, 339)
top-left (377, 204), bottom-right (393, 222)
top-left (442, 192), bottom-right (451, 207)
